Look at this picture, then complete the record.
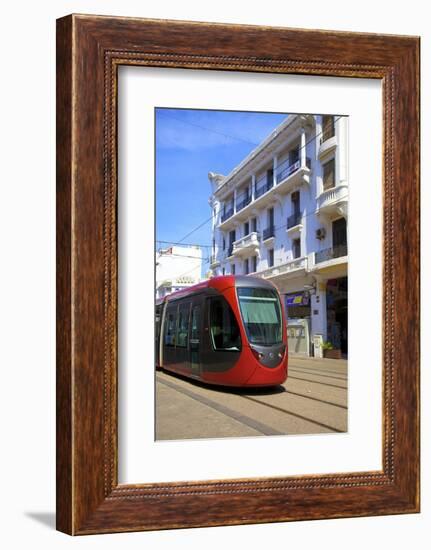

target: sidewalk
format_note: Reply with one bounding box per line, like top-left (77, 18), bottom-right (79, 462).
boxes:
top-left (288, 354), bottom-right (348, 371)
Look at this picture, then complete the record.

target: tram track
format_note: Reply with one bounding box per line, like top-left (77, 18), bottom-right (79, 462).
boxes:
top-left (280, 389), bottom-right (347, 410)
top-left (157, 371), bottom-right (346, 436)
top-left (158, 377), bottom-right (285, 436)
top-left (288, 367), bottom-right (348, 381)
top-left (239, 394), bottom-right (345, 433)
top-left (286, 375), bottom-right (347, 390)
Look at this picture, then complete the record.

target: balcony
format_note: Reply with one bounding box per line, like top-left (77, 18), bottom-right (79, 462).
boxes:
top-left (218, 159), bottom-right (310, 230)
top-left (210, 254), bottom-right (220, 268)
top-left (286, 211), bottom-right (303, 232)
top-left (254, 174), bottom-right (274, 199)
top-left (232, 232), bottom-right (260, 258)
top-left (221, 207), bottom-right (234, 223)
top-left (276, 158), bottom-right (310, 182)
top-left (262, 225), bottom-right (275, 242)
top-left (236, 194), bottom-right (252, 212)
top-left (257, 256), bottom-right (307, 280)
top-left (318, 134), bottom-right (337, 159)
top-left (316, 184), bottom-right (348, 218)
top-left (274, 158), bottom-right (311, 194)
top-left (314, 244), bottom-right (347, 266)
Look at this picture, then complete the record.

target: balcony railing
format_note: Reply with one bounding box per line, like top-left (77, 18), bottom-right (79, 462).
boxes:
top-left (276, 157), bottom-right (311, 184)
top-left (232, 232), bottom-right (260, 257)
top-left (221, 207), bottom-right (234, 223)
top-left (255, 176), bottom-right (273, 199)
top-left (236, 194), bottom-right (251, 212)
top-left (262, 225), bottom-right (275, 241)
top-left (320, 130), bottom-right (335, 144)
top-left (315, 244), bottom-right (348, 264)
top-left (257, 257), bottom-right (307, 279)
top-left (287, 211), bottom-right (302, 229)
top-left (317, 184), bottom-right (348, 214)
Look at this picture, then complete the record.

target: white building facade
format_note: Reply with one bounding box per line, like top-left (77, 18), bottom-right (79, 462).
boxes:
top-left (156, 245), bottom-right (203, 299)
top-left (208, 114), bottom-right (348, 357)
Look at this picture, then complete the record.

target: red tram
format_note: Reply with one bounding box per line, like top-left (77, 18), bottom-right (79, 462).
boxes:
top-left (155, 275), bottom-right (288, 387)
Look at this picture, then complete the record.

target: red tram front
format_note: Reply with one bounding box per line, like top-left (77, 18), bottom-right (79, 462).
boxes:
top-left (156, 275), bottom-right (288, 387)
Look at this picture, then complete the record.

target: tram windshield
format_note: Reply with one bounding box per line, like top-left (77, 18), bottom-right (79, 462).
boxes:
top-left (237, 287), bottom-right (282, 346)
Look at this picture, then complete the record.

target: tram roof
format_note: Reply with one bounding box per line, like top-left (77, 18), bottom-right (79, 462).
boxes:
top-left (156, 275), bottom-right (276, 305)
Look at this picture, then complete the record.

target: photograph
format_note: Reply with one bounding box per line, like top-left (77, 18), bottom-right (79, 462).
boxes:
top-left (155, 108), bottom-right (349, 441)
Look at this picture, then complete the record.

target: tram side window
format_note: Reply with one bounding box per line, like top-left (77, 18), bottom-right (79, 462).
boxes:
top-left (176, 303), bottom-right (190, 348)
top-left (155, 305), bottom-right (161, 339)
top-left (164, 307), bottom-right (177, 346)
top-left (209, 297), bottom-right (241, 351)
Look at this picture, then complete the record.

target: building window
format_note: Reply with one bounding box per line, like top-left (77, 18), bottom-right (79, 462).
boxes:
top-left (268, 249), bottom-right (274, 267)
top-left (252, 217), bottom-right (257, 233)
top-left (244, 258), bottom-right (249, 275)
top-left (291, 191), bottom-right (300, 214)
top-left (263, 208), bottom-right (275, 240)
top-left (292, 238), bottom-right (301, 259)
top-left (244, 221), bottom-right (249, 237)
top-left (266, 168), bottom-right (274, 188)
top-left (222, 267), bottom-right (225, 276)
top-left (322, 115), bottom-right (335, 142)
top-left (231, 263), bottom-right (236, 275)
top-left (289, 145), bottom-right (300, 165)
top-left (228, 230), bottom-right (236, 257)
top-left (287, 191), bottom-right (301, 229)
top-left (252, 256), bottom-right (257, 273)
top-left (323, 158), bottom-right (335, 191)
top-left (222, 237), bottom-right (225, 250)
top-left (268, 207), bottom-right (274, 228)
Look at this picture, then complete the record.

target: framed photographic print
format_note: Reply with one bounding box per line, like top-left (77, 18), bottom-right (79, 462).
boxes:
top-left (56, 14), bottom-right (420, 535)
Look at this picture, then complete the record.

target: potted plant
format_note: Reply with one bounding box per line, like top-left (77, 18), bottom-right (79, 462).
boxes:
top-left (322, 341), bottom-right (342, 359)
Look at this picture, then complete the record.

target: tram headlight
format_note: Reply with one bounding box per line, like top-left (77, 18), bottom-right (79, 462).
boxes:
top-left (251, 348), bottom-right (264, 362)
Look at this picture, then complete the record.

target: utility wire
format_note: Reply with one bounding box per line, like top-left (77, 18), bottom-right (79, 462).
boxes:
top-left (157, 110), bottom-right (261, 146)
top-left (156, 239), bottom-right (212, 248)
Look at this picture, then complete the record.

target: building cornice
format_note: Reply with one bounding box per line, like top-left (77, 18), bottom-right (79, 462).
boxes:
top-left (210, 114), bottom-right (315, 199)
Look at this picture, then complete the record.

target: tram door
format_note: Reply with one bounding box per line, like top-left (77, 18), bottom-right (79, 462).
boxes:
top-left (189, 300), bottom-right (202, 376)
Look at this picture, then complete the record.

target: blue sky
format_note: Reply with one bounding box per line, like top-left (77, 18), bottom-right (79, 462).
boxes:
top-left (155, 108), bottom-right (289, 274)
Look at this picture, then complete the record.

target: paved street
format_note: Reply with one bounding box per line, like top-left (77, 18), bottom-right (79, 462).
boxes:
top-left (156, 356), bottom-right (347, 440)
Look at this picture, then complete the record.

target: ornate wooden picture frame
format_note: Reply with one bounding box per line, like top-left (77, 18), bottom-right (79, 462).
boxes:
top-left (56, 14), bottom-right (420, 535)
